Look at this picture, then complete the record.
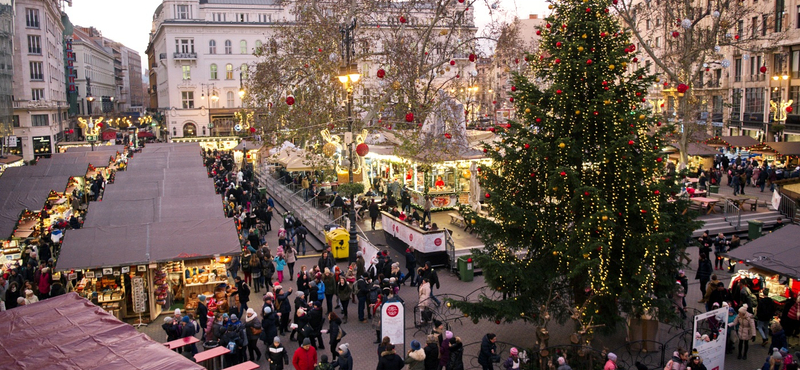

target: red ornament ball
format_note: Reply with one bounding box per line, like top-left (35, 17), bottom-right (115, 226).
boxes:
top-left (456, 74), bottom-right (460, 78)
top-left (249, 127), bottom-right (256, 133)
top-left (587, 59), bottom-right (593, 65)
top-left (734, 34), bottom-right (740, 40)
top-left (536, 30), bottom-right (542, 35)
top-left (449, 60), bottom-right (456, 66)
top-left (356, 143), bottom-right (369, 156)
top-left (586, 7), bottom-right (591, 12)
top-left (444, 133), bottom-right (452, 139)
top-left (628, 140), bottom-right (635, 145)
top-left (613, 0), bottom-right (618, 3)
top-left (672, 31), bottom-right (680, 38)
top-left (787, 106), bottom-right (794, 113)
top-left (555, 58), bottom-right (561, 64)
top-left (492, 100), bottom-right (497, 105)
top-left (632, 57), bottom-right (638, 62)
top-left (556, 41), bottom-right (562, 47)
top-left (656, 157), bottom-right (663, 162)
top-left (377, 69), bottom-right (386, 78)
top-left (405, 112), bottom-right (414, 122)
top-left (524, 143), bottom-right (530, 149)
top-left (760, 65), bottom-right (767, 73)
top-left (469, 53), bottom-right (476, 62)
top-left (509, 97), bottom-right (514, 102)
top-left (560, 171), bottom-right (567, 177)
top-left (399, 16), bottom-right (406, 23)
top-left (654, 190), bottom-right (660, 195)
top-left (535, 118), bottom-right (541, 123)
top-left (546, 23), bottom-right (551, 28)
top-left (286, 96), bottom-right (295, 105)
top-left (511, 86), bottom-right (517, 92)
top-left (556, 89), bottom-right (563, 94)
top-left (605, 8), bottom-right (609, 12)
top-left (514, 58), bottom-right (519, 64)
top-left (484, 193), bottom-right (491, 199)
top-left (676, 83), bottom-right (689, 93)
top-left (483, 148), bottom-right (488, 153)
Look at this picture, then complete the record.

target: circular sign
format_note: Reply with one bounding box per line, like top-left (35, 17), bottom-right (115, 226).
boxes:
top-left (434, 238), bottom-right (442, 246)
top-left (409, 234), bottom-right (413, 241)
top-left (386, 304), bottom-right (399, 317)
top-left (234, 124), bottom-right (242, 132)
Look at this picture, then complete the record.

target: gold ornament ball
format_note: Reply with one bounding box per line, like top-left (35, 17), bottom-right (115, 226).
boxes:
top-left (558, 143), bottom-right (566, 149)
top-left (583, 254), bottom-right (589, 258)
top-left (655, 77), bottom-right (661, 82)
top-left (446, 302), bottom-right (452, 308)
top-left (462, 169), bottom-right (471, 178)
top-left (471, 219), bottom-right (476, 225)
top-left (525, 108), bottom-right (531, 113)
top-left (601, 215), bottom-right (608, 221)
top-left (520, 312), bottom-right (525, 317)
top-left (639, 114), bottom-right (646, 120)
top-left (575, 110), bottom-right (581, 115)
top-left (608, 64), bottom-right (615, 70)
top-left (322, 143), bottom-right (337, 157)
top-left (621, 62), bottom-right (627, 68)
top-left (552, 186), bottom-right (558, 191)
top-left (581, 34), bottom-right (587, 39)
top-left (548, 4), bottom-right (554, 9)
top-left (577, 46), bottom-right (584, 52)
top-left (597, 226), bottom-right (603, 231)
top-left (552, 251), bottom-right (558, 256)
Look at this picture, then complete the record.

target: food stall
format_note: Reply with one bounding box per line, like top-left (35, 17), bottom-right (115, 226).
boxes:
top-left (233, 140), bottom-right (261, 165)
top-left (726, 225), bottom-right (800, 308)
top-left (0, 155), bottom-right (24, 176)
top-left (748, 142), bottom-right (800, 169)
top-left (663, 142), bottom-right (719, 171)
top-left (702, 136), bottom-right (760, 159)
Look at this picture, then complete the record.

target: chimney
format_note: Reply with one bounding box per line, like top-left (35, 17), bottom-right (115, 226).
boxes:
top-left (530, 14), bottom-right (538, 19)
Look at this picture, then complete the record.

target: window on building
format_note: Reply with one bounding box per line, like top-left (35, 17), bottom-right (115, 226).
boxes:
top-left (210, 64), bottom-right (218, 79)
top-left (241, 64), bottom-right (248, 79)
top-left (31, 88), bottom-right (44, 101)
top-left (29, 61), bottom-right (43, 80)
top-left (213, 12), bottom-right (225, 22)
top-left (731, 88), bottom-right (742, 118)
top-left (646, 19), bottom-right (651, 30)
top-left (752, 16), bottom-right (758, 36)
top-left (226, 64), bottom-right (233, 79)
top-left (25, 8), bottom-right (39, 28)
top-left (793, 50), bottom-right (800, 78)
top-left (762, 14), bottom-right (769, 36)
top-left (775, 0), bottom-right (784, 31)
top-left (12, 115), bottom-right (20, 128)
top-left (797, 5), bottom-right (800, 28)
top-left (255, 40), bottom-right (262, 53)
top-left (745, 88), bottom-right (764, 113)
top-left (655, 37), bottom-right (661, 48)
top-left (258, 14), bottom-right (271, 23)
top-left (209, 40), bottom-right (216, 54)
top-left (240, 40), bottom-right (247, 54)
top-left (735, 58), bottom-right (743, 81)
top-left (175, 38), bottom-right (194, 54)
top-left (182, 65), bottom-right (191, 80)
top-left (27, 35), bottom-right (41, 54)
top-left (182, 91), bottom-right (194, 109)
top-left (227, 91), bottom-right (234, 107)
top-left (225, 40), bottom-right (232, 54)
top-left (176, 4), bottom-right (190, 19)
top-left (236, 13), bottom-right (247, 22)
top-left (31, 114), bottom-right (48, 126)
top-left (790, 86), bottom-right (800, 113)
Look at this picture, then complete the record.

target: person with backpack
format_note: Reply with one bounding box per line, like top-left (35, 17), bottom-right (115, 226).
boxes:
top-left (315, 354), bottom-right (335, 370)
top-left (242, 251), bottom-right (253, 286)
top-left (423, 262), bottom-right (441, 307)
top-left (261, 297), bottom-right (279, 347)
top-left (285, 244), bottom-right (298, 278)
top-left (221, 314), bottom-right (247, 366)
top-left (267, 336), bottom-right (289, 370)
top-left (263, 254), bottom-right (276, 290)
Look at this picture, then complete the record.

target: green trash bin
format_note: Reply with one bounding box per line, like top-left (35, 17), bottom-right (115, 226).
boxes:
top-left (457, 256), bottom-right (474, 282)
top-left (748, 220), bottom-right (763, 240)
top-left (709, 185), bottom-right (719, 194)
top-left (259, 187), bottom-right (267, 197)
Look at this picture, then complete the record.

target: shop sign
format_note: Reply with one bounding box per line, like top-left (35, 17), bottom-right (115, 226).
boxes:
top-left (102, 268), bottom-right (113, 275)
top-left (5, 136), bottom-right (17, 147)
top-left (693, 306), bottom-right (727, 370)
top-left (131, 276), bottom-right (146, 313)
top-left (121, 266), bottom-right (130, 273)
top-left (381, 301), bottom-right (405, 353)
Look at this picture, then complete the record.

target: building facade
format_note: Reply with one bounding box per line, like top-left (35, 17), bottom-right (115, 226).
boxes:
top-left (71, 26), bottom-right (115, 117)
top-left (11, 0), bottom-right (67, 160)
top-left (0, 0), bottom-right (14, 151)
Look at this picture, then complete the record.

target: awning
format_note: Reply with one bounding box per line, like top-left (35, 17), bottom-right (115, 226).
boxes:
top-left (748, 142), bottom-right (800, 157)
top-left (703, 135), bottom-right (760, 148)
top-left (664, 142), bottom-right (720, 157)
top-left (233, 140), bottom-right (260, 151)
top-left (726, 224), bottom-right (800, 280)
top-left (0, 292), bottom-right (205, 370)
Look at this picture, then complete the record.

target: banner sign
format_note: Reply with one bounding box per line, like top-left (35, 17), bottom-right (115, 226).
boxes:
top-left (131, 276), bottom-right (146, 313)
top-left (381, 301), bottom-right (405, 353)
top-left (693, 306), bottom-right (727, 370)
top-left (381, 213), bottom-right (446, 253)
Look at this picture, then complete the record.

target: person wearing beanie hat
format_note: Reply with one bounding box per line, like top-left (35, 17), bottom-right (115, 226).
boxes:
top-left (603, 352), bottom-right (617, 370)
top-left (779, 347), bottom-right (793, 367)
top-left (687, 354), bottom-right (706, 370)
top-left (769, 322), bottom-right (788, 355)
top-left (243, 308), bottom-right (262, 362)
top-left (292, 337), bottom-right (317, 370)
top-left (291, 291), bottom-right (309, 342)
top-left (179, 315), bottom-right (198, 355)
top-left (502, 347), bottom-right (520, 370)
top-left (734, 304), bottom-right (757, 360)
top-left (557, 356), bottom-right (573, 370)
top-left (267, 335), bottom-right (289, 369)
top-left (438, 331), bottom-right (451, 369)
top-left (334, 343), bottom-right (354, 370)
top-left (161, 316), bottom-right (181, 346)
top-left (405, 340), bottom-right (425, 370)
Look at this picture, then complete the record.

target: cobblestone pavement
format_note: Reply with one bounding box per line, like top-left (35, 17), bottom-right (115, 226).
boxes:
top-left (136, 209), bottom-right (785, 369)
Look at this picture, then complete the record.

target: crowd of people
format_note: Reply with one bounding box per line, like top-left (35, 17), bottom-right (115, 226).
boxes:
top-left (696, 154), bottom-right (800, 195)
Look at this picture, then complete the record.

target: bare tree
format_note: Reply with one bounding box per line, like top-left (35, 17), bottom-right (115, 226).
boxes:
top-left (615, 0), bottom-right (784, 165)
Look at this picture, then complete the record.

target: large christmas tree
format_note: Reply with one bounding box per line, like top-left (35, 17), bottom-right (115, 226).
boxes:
top-left (453, 0), bottom-right (697, 331)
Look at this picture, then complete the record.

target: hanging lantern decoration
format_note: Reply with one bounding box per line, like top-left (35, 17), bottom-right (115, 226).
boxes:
top-left (286, 95), bottom-right (295, 105)
top-left (677, 83), bottom-right (689, 93)
top-left (356, 143), bottom-right (369, 157)
top-left (322, 142), bottom-right (337, 157)
top-left (377, 69), bottom-right (386, 78)
top-left (405, 112), bottom-right (414, 122)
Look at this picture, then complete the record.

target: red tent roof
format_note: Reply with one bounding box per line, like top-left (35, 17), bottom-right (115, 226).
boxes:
top-left (0, 293), bottom-right (205, 370)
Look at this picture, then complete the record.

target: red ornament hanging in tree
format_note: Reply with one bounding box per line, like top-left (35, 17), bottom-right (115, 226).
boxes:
top-left (672, 31), bottom-right (680, 38)
top-left (509, 97), bottom-right (514, 102)
top-left (628, 140), bottom-right (635, 145)
top-left (514, 58), bottom-right (519, 64)
top-left (484, 193), bottom-right (491, 199)
top-left (449, 60), bottom-right (456, 66)
top-left (734, 34), bottom-right (740, 40)
top-left (536, 30), bottom-right (542, 35)
top-left (377, 69), bottom-right (386, 78)
top-left (556, 41), bottom-right (562, 47)
top-left (656, 157), bottom-right (663, 162)
top-left (560, 171), bottom-right (567, 177)
top-left (556, 89), bottom-right (563, 94)
top-left (455, 74), bottom-right (460, 78)
top-left (587, 59), bottom-right (593, 65)
top-left (356, 143), bottom-right (369, 156)
top-left (555, 58), bottom-right (561, 64)
top-left (524, 143), bottom-right (530, 149)
top-left (399, 16), bottom-right (406, 23)
top-left (469, 53), bottom-right (476, 62)
top-left (444, 133), bottom-right (452, 139)
top-left (787, 106), bottom-right (794, 113)
top-left (677, 83), bottom-right (689, 93)
top-left (405, 112), bottom-right (414, 122)
top-left (511, 86), bottom-right (516, 92)
top-left (759, 65), bottom-right (767, 73)
top-left (492, 100), bottom-right (497, 105)
top-left (286, 96), bottom-right (295, 105)
top-left (249, 127), bottom-right (256, 133)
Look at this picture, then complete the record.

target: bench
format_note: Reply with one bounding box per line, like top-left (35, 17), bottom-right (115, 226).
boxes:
top-left (448, 213), bottom-right (466, 228)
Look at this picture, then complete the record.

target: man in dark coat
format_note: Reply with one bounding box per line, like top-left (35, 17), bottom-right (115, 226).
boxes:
top-left (235, 276), bottom-right (251, 317)
top-left (275, 286), bottom-right (293, 335)
top-left (695, 254), bottom-right (714, 297)
top-left (307, 301), bottom-right (325, 349)
top-left (423, 261), bottom-right (441, 306)
top-left (369, 200), bottom-right (380, 230)
top-left (377, 344), bottom-right (405, 370)
top-left (404, 247), bottom-right (417, 286)
top-left (423, 334), bottom-right (440, 370)
top-left (477, 333), bottom-right (497, 370)
top-left (197, 295), bottom-right (209, 340)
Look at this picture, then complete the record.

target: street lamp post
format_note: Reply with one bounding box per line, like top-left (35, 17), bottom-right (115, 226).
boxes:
top-left (338, 18), bottom-right (360, 264)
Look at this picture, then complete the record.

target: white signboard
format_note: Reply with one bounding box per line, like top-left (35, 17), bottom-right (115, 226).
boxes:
top-left (381, 213), bottom-right (446, 253)
top-left (772, 189), bottom-right (782, 211)
top-left (381, 301), bottom-right (405, 352)
top-left (131, 276), bottom-right (147, 313)
top-left (6, 136), bottom-right (17, 147)
top-left (693, 306), bottom-right (727, 370)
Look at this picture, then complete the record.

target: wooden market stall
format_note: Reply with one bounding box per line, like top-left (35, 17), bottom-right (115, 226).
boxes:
top-left (748, 142), bottom-right (800, 169)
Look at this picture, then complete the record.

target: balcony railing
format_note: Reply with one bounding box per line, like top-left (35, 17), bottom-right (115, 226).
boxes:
top-left (13, 100), bottom-right (69, 109)
top-left (173, 52), bottom-right (197, 60)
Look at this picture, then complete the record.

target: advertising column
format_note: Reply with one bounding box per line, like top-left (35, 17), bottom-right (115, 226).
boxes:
top-left (381, 301), bottom-right (405, 354)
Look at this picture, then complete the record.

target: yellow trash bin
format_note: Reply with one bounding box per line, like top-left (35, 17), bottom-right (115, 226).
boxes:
top-left (325, 228), bottom-right (350, 260)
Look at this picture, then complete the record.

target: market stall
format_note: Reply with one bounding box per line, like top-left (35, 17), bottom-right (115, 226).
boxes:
top-left (663, 142), bottom-right (719, 171)
top-left (0, 154), bottom-right (23, 176)
top-left (0, 292), bottom-right (205, 370)
top-left (726, 225), bottom-right (800, 307)
top-left (381, 211), bottom-right (450, 264)
top-left (702, 135), bottom-right (760, 159)
top-left (233, 139), bottom-right (261, 165)
top-left (748, 142), bottom-right (800, 169)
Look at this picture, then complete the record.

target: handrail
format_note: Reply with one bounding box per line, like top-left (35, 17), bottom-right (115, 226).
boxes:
top-left (778, 191), bottom-right (797, 222)
top-left (724, 199), bottom-right (742, 229)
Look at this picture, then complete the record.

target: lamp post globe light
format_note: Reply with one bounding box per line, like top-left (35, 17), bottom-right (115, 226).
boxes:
top-left (338, 18), bottom-right (360, 264)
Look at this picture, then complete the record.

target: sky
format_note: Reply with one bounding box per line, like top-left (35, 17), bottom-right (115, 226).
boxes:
top-left (62, 0), bottom-right (547, 67)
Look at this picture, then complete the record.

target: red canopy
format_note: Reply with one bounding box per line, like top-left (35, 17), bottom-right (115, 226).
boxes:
top-left (0, 293), bottom-right (205, 370)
